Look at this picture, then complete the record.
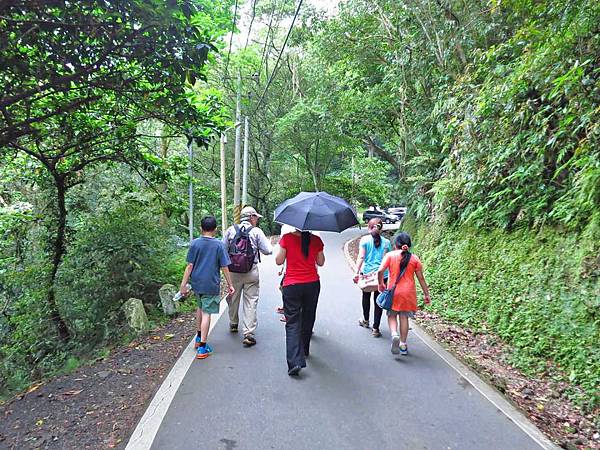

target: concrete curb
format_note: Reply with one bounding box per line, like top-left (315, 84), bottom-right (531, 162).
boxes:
top-left (342, 235), bottom-right (559, 450)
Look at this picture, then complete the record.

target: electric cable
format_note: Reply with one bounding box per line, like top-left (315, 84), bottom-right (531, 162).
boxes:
top-left (224, 0), bottom-right (240, 75)
top-left (253, 0), bottom-right (304, 112)
top-left (244, 0), bottom-right (258, 50)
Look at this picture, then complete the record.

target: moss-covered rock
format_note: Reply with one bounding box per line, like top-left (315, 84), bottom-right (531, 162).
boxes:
top-left (159, 284), bottom-right (178, 316)
top-left (122, 298), bottom-right (149, 334)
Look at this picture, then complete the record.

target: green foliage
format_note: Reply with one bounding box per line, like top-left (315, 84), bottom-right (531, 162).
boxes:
top-left (407, 217), bottom-right (600, 408)
top-left (56, 201), bottom-right (173, 342)
top-left (436, 1), bottom-right (600, 229)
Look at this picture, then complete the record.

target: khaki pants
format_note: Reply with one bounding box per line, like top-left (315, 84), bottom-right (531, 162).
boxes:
top-left (227, 265), bottom-right (260, 338)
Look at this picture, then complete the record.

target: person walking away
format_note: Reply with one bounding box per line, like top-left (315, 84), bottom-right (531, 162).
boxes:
top-left (353, 218), bottom-right (391, 337)
top-left (179, 216), bottom-right (235, 359)
top-left (223, 206), bottom-right (273, 347)
top-left (377, 232), bottom-right (430, 355)
top-left (275, 229), bottom-right (325, 376)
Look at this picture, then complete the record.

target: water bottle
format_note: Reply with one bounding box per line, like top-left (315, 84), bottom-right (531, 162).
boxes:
top-left (173, 284), bottom-right (191, 302)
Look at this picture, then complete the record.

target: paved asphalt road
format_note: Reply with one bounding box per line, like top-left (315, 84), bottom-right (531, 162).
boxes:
top-left (150, 227), bottom-right (542, 450)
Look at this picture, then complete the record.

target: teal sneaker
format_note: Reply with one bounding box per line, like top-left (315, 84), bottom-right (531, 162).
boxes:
top-left (196, 346), bottom-right (210, 359)
top-left (205, 343), bottom-right (213, 353)
top-left (194, 336), bottom-right (201, 349)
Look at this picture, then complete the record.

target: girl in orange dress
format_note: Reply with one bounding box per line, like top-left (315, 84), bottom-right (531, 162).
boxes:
top-left (377, 232), bottom-right (430, 355)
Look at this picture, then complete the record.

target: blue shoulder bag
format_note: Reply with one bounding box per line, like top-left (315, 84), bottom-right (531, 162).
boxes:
top-left (376, 255), bottom-right (409, 311)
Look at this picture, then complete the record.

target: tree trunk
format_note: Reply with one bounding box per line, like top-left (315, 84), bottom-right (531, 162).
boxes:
top-left (364, 137), bottom-right (401, 175)
top-left (159, 128), bottom-right (170, 227)
top-left (48, 177), bottom-right (71, 342)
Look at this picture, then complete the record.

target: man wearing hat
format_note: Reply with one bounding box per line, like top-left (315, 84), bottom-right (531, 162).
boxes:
top-left (222, 206), bottom-right (273, 346)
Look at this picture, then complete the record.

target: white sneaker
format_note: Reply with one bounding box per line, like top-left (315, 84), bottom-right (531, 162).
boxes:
top-left (391, 335), bottom-right (400, 354)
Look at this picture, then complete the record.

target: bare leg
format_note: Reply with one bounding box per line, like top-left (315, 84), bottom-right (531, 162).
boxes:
top-left (399, 315), bottom-right (409, 343)
top-left (196, 308), bottom-right (202, 334)
top-left (200, 310), bottom-right (211, 343)
top-left (387, 314), bottom-right (399, 335)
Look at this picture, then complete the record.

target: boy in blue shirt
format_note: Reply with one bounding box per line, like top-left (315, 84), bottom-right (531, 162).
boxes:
top-left (179, 216), bottom-right (235, 359)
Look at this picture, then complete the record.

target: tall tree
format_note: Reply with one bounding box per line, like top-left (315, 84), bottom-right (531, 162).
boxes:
top-left (0, 0), bottom-right (233, 340)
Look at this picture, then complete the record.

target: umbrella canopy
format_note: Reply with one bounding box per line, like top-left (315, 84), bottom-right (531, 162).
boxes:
top-left (274, 191), bottom-right (359, 232)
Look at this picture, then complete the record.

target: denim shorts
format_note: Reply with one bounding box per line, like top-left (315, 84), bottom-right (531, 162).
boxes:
top-left (386, 310), bottom-right (415, 318)
top-left (196, 294), bottom-right (221, 314)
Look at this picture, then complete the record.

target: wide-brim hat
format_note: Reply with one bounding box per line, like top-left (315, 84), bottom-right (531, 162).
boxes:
top-left (241, 206), bottom-right (263, 218)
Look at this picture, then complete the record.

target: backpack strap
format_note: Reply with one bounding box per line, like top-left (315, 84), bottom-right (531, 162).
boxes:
top-left (228, 224), bottom-right (241, 253)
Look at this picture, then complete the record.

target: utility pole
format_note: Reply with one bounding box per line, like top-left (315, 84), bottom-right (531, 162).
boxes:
top-left (187, 136), bottom-right (194, 243)
top-left (220, 133), bottom-right (228, 233)
top-left (233, 72), bottom-right (242, 223)
top-left (220, 122), bottom-right (241, 233)
top-left (242, 115), bottom-right (250, 206)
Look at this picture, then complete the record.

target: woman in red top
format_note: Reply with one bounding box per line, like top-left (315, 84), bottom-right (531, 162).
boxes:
top-left (378, 232), bottom-right (430, 356)
top-left (276, 229), bottom-right (325, 376)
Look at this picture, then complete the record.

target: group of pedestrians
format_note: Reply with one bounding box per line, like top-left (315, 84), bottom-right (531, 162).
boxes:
top-left (178, 206), bottom-right (429, 375)
top-left (354, 218), bottom-right (430, 355)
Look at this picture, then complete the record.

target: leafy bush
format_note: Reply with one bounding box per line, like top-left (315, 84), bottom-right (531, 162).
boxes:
top-left (55, 202), bottom-right (176, 344)
top-left (0, 198), bottom-right (187, 397)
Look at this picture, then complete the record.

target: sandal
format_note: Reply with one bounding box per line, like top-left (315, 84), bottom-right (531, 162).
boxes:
top-left (358, 319), bottom-right (370, 328)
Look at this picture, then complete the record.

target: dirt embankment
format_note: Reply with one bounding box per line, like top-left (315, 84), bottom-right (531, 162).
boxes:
top-left (0, 314), bottom-right (196, 450)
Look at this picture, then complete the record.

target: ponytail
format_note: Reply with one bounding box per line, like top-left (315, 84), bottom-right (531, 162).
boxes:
top-left (301, 231), bottom-right (311, 259)
top-left (395, 232), bottom-right (412, 274)
top-left (370, 229), bottom-right (382, 248)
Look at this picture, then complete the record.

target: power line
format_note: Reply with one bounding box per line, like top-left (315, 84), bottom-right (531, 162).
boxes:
top-left (224, 0), bottom-right (239, 75)
top-left (244, 0), bottom-right (258, 50)
top-left (254, 0), bottom-right (304, 112)
top-left (258, 2), bottom-right (277, 81)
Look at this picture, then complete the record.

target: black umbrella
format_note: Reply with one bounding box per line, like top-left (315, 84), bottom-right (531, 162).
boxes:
top-left (274, 191), bottom-right (359, 232)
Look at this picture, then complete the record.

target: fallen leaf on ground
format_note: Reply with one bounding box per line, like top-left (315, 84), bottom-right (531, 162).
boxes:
top-left (62, 390), bottom-right (83, 396)
top-left (151, 336), bottom-right (161, 340)
top-left (27, 383), bottom-right (43, 394)
top-left (164, 334), bottom-right (175, 340)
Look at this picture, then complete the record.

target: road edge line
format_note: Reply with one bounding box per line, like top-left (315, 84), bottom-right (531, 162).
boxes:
top-left (342, 236), bottom-right (558, 450)
top-left (124, 294), bottom-right (229, 450)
